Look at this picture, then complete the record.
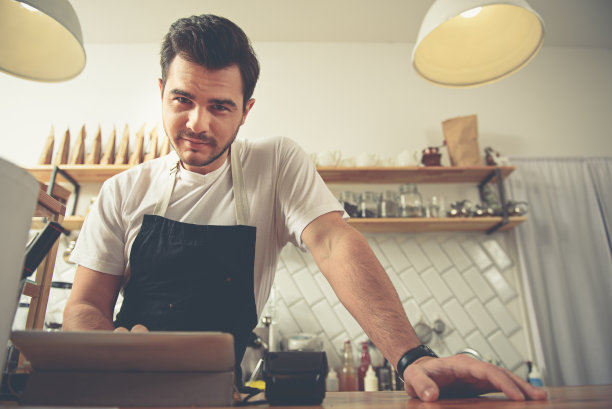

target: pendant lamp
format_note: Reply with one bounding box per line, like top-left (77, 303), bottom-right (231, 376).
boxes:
top-left (412, 0), bottom-right (545, 87)
top-left (0, 0), bottom-right (86, 82)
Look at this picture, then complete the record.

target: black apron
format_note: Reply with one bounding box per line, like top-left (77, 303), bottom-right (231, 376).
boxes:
top-left (115, 140), bottom-right (257, 386)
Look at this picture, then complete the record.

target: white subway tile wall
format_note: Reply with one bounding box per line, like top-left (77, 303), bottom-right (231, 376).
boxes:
top-left (265, 232), bottom-right (532, 378)
top-left (484, 267), bottom-right (518, 303)
top-left (422, 267), bottom-right (454, 304)
top-left (442, 268), bottom-right (475, 304)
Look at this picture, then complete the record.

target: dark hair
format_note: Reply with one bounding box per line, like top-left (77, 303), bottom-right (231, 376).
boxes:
top-left (160, 14), bottom-right (260, 109)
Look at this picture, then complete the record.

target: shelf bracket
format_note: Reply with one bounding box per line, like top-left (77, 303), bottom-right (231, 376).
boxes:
top-left (47, 166), bottom-right (80, 217)
top-left (478, 168), bottom-right (509, 234)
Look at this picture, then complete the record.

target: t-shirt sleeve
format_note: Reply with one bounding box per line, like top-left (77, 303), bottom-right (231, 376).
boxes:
top-left (69, 177), bottom-right (127, 275)
top-left (275, 137), bottom-right (346, 250)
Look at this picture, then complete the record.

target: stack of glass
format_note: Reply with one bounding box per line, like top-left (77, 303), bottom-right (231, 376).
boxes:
top-left (339, 184), bottom-right (442, 218)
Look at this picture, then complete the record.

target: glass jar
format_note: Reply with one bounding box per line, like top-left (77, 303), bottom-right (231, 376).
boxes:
top-left (358, 191), bottom-right (379, 218)
top-left (398, 184), bottom-right (424, 217)
top-left (339, 191), bottom-right (359, 217)
top-left (378, 191), bottom-right (398, 217)
top-left (428, 196), bottom-right (444, 218)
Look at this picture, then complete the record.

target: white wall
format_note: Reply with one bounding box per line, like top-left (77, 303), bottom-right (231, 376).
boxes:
top-left (1, 42), bottom-right (611, 167)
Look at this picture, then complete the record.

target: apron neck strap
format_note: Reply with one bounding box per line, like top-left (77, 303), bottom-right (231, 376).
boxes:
top-left (230, 139), bottom-right (250, 225)
top-left (152, 161), bottom-right (179, 216)
top-left (152, 140), bottom-right (250, 225)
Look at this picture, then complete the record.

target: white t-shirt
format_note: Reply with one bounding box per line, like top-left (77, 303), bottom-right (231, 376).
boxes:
top-left (71, 136), bottom-right (345, 314)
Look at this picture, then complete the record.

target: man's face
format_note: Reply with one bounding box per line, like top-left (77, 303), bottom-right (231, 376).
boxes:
top-left (159, 55), bottom-right (255, 174)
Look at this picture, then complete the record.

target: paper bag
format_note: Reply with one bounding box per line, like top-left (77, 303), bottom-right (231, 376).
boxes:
top-left (442, 114), bottom-right (482, 166)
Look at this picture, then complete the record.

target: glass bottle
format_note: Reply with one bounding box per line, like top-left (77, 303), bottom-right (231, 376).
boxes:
top-left (357, 341), bottom-right (371, 391)
top-left (358, 191), bottom-right (379, 218)
top-left (378, 191), bottom-right (398, 217)
top-left (377, 359), bottom-right (392, 391)
top-left (338, 340), bottom-right (358, 391)
top-left (326, 367), bottom-right (339, 392)
top-left (428, 196), bottom-right (444, 218)
top-left (398, 183), bottom-right (424, 217)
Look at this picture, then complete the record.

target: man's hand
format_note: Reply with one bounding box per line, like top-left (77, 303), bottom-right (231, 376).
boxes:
top-left (114, 324), bottom-right (149, 333)
top-left (402, 354), bottom-right (548, 401)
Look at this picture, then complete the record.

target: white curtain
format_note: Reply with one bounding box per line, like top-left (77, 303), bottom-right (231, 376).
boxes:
top-left (507, 157), bottom-right (612, 387)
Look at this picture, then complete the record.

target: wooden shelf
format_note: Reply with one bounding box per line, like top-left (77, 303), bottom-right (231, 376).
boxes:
top-left (26, 164), bottom-right (522, 233)
top-left (348, 217), bottom-right (526, 232)
top-left (26, 164), bottom-right (514, 184)
top-left (60, 215), bottom-right (84, 231)
top-left (317, 166), bottom-right (514, 184)
top-left (27, 165), bottom-right (131, 183)
top-left (46, 215), bottom-right (526, 233)
top-left (32, 215), bottom-right (83, 231)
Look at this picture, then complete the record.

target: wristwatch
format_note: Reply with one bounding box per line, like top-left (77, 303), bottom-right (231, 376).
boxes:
top-left (396, 344), bottom-right (438, 382)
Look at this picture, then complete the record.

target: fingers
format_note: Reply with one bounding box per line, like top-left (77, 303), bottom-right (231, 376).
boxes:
top-left (113, 324), bottom-right (149, 333)
top-left (404, 354), bottom-right (548, 402)
top-left (403, 363), bottom-right (441, 402)
top-left (454, 355), bottom-right (546, 401)
top-left (500, 367), bottom-right (548, 401)
top-left (479, 362), bottom-right (526, 401)
top-left (130, 324), bottom-right (149, 332)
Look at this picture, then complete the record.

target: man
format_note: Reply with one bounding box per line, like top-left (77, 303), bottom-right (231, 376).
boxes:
top-left (63, 14), bottom-right (547, 402)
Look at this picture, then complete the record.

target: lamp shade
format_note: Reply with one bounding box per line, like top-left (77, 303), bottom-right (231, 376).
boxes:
top-left (412, 0), bottom-right (545, 87)
top-left (0, 0), bottom-right (86, 82)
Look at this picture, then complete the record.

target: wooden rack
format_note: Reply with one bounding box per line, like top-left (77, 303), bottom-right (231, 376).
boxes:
top-left (23, 185), bottom-right (67, 329)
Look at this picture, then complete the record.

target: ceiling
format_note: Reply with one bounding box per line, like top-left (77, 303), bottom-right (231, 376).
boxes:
top-left (70, 0), bottom-right (612, 49)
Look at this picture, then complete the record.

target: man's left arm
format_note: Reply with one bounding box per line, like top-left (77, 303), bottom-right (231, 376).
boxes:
top-left (301, 211), bottom-right (547, 402)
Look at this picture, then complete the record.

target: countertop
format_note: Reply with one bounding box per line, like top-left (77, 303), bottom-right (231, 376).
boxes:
top-left (226, 385), bottom-right (612, 409)
top-left (1, 385), bottom-right (609, 408)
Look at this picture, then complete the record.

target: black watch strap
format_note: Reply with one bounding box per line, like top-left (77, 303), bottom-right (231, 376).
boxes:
top-left (396, 344), bottom-right (438, 381)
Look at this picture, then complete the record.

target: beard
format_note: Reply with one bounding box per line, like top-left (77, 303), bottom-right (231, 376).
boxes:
top-left (172, 126), bottom-right (240, 169)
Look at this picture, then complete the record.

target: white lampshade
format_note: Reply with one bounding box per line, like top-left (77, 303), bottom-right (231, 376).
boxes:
top-left (412, 0), bottom-right (545, 87)
top-left (0, 0), bottom-right (86, 82)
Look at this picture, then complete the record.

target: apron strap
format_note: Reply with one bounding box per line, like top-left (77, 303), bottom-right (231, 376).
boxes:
top-left (153, 161), bottom-right (179, 216)
top-left (230, 140), bottom-right (250, 225)
top-left (152, 141), bottom-right (249, 225)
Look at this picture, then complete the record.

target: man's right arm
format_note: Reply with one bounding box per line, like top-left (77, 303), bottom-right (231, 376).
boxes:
top-left (62, 265), bottom-right (123, 331)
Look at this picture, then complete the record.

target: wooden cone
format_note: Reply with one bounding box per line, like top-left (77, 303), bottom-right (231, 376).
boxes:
top-left (85, 125), bottom-right (102, 164)
top-left (143, 125), bottom-right (158, 162)
top-left (159, 134), bottom-right (171, 156)
top-left (38, 126), bottom-right (55, 165)
top-left (114, 124), bottom-right (130, 165)
top-left (69, 125), bottom-right (86, 164)
top-left (100, 126), bottom-right (116, 165)
top-left (53, 128), bottom-right (70, 165)
top-left (128, 124), bottom-right (145, 165)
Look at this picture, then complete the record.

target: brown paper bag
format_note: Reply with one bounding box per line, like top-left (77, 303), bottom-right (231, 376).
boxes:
top-left (442, 114), bottom-right (482, 166)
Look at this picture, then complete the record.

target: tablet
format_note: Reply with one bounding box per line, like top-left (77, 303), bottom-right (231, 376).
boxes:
top-left (10, 330), bottom-right (234, 372)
